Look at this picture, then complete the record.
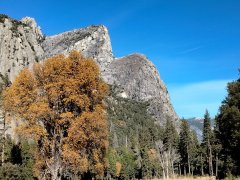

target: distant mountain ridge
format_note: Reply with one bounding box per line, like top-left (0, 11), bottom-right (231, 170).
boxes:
top-left (186, 117), bottom-right (215, 141)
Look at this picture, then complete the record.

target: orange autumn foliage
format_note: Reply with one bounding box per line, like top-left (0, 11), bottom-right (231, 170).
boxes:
top-left (3, 50), bottom-right (109, 179)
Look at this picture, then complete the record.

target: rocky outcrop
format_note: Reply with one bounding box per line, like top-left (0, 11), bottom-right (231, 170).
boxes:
top-left (0, 15), bottom-right (44, 81)
top-left (0, 15), bottom-right (179, 128)
top-left (21, 17), bottom-right (44, 42)
top-left (0, 15), bottom-right (113, 81)
top-left (104, 54), bottom-right (179, 126)
top-left (41, 25), bottom-right (113, 72)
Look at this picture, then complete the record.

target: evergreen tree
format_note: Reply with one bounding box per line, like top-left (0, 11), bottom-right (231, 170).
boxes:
top-left (118, 147), bottom-right (136, 179)
top-left (202, 110), bottom-right (214, 176)
top-left (212, 128), bottom-right (222, 178)
top-left (162, 118), bottom-right (179, 178)
top-left (0, 137), bottom-right (36, 179)
top-left (178, 119), bottom-right (200, 176)
top-left (107, 148), bottom-right (121, 178)
top-left (215, 77), bottom-right (240, 177)
top-left (163, 118), bottom-right (179, 150)
top-left (178, 120), bottom-right (191, 175)
top-left (202, 110), bottom-right (213, 144)
top-left (106, 90), bottom-right (164, 179)
top-left (188, 130), bottom-right (200, 175)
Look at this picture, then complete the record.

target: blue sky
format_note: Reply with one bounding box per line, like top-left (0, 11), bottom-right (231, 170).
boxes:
top-left (1, 0), bottom-right (240, 118)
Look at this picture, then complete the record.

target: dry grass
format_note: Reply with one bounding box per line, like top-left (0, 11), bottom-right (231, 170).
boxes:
top-left (152, 176), bottom-right (216, 180)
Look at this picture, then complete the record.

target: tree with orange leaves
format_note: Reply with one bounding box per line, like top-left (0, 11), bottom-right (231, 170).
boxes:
top-left (3, 51), bottom-right (109, 180)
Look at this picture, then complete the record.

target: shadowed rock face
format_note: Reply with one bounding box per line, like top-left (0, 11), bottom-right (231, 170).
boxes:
top-left (0, 15), bottom-right (179, 129)
top-left (105, 54), bottom-right (166, 101)
top-left (104, 54), bottom-right (179, 126)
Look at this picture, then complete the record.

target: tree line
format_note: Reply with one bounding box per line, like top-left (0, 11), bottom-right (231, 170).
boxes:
top-left (174, 76), bottom-right (240, 179)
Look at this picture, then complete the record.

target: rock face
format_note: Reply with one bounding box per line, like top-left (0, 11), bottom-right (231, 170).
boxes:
top-left (0, 15), bottom-right (44, 81)
top-left (41, 25), bottom-right (113, 72)
top-left (0, 15), bottom-right (179, 128)
top-left (0, 15), bottom-right (113, 81)
top-left (105, 54), bottom-right (179, 126)
top-left (105, 54), bottom-right (167, 101)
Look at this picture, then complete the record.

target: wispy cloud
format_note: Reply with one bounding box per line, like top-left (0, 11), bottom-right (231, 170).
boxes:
top-left (179, 46), bottom-right (203, 54)
top-left (168, 80), bottom-right (232, 118)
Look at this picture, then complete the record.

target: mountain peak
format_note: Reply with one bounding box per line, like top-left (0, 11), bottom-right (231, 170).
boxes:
top-left (104, 53), bottom-right (179, 126)
top-left (41, 24), bottom-right (113, 71)
top-left (21, 16), bottom-right (43, 40)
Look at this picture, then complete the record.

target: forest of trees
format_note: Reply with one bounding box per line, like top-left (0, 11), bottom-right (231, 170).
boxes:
top-left (177, 77), bottom-right (240, 179)
top-left (0, 51), bottom-right (239, 179)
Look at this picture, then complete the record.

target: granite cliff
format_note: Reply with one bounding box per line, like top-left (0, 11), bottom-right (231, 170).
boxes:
top-left (0, 15), bottom-right (44, 81)
top-left (104, 54), bottom-right (179, 126)
top-left (41, 25), bottom-right (113, 71)
top-left (0, 15), bottom-right (179, 132)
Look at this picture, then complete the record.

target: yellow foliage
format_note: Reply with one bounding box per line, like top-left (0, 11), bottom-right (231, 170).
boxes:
top-left (148, 148), bottom-right (157, 161)
top-left (116, 161), bottom-right (122, 177)
top-left (3, 50), bottom-right (109, 178)
top-left (95, 162), bottom-right (104, 176)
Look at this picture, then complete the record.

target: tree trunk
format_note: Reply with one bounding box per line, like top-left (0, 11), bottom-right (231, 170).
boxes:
top-left (179, 163), bottom-right (181, 176)
top-left (51, 170), bottom-right (60, 180)
top-left (46, 127), bottom-right (63, 180)
top-left (191, 165), bottom-right (193, 176)
top-left (1, 139), bottom-right (4, 165)
top-left (201, 153), bottom-right (204, 176)
top-left (171, 158), bottom-right (175, 179)
top-left (162, 169), bottom-right (166, 180)
top-left (208, 139), bottom-right (213, 176)
top-left (187, 146), bottom-right (191, 175)
top-left (215, 153), bottom-right (218, 178)
top-left (184, 165), bottom-right (186, 176)
top-left (1, 136), bottom-right (4, 166)
top-left (166, 152), bottom-right (169, 179)
top-left (1, 111), bottom-right (5, 166)
top-left (159, 153), bottom-right (165, 180)
top-left (49, 156), bottom-right (62, 180)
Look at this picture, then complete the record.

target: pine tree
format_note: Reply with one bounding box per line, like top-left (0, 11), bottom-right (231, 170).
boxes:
top-left (107, 148), bottom-right (121, 178)
top-left (203, 110), bottom-right (213, 143)
top-left (178, 120), bottom-right (191, 175)
top-left (163, 117), bottom-right (179, 150)
top-left (188, 130), bottom-right (200, 175)
top-left (162, 118), bottom-right (179, 178)
top-left (178, 119), bottom-right (201, 176)
top-left (212, 128), bottom-right (222, 178)
top-left (202, 110), bottom-right (214, 176)
top-left (118, 147), bottom-right (136, 179)
top-left (0, 137), bottom-right (36, 179)
top-left (215, 77), bottom-right (240, 177)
